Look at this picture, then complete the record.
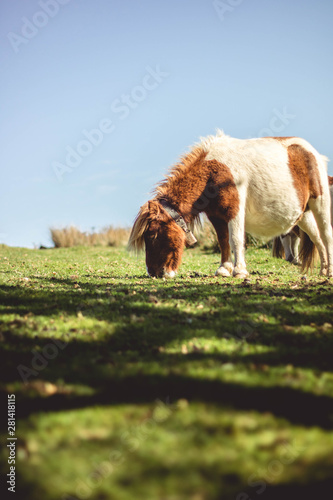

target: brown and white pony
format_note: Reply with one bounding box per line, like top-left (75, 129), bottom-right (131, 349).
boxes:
top-left (128, 131), bottom-right (333, 278)
top-left (272, 176), bottom-right (333, 266)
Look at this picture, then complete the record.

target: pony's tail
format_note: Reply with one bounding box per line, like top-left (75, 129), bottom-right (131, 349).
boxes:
top-left (272, 236), bottom-right (285, 259)
top-left (299, 229), bottom-right (318, 272)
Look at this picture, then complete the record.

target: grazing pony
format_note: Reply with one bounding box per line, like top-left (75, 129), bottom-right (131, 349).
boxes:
top-left (128, 131), bottom-right (333, 278)
top-left (272, 176), bottom-right (333, 266)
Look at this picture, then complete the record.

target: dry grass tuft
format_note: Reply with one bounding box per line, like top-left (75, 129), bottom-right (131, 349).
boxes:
top-left (50, 226), bottom-right (130, 248)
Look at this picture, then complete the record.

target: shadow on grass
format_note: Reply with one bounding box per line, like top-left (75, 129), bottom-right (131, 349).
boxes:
top-left (231, 477), bottom-right (333, 500)
top-left (7, 459), bottom-right (333, 500)
top-left (1, 370), bottom-right (333, 429)
top-left (1, 273), bottom-right (333, 499)
top-left (7, 441), bottom-right (333, 500)
top-left (1, 277), bottom-right (333, 428)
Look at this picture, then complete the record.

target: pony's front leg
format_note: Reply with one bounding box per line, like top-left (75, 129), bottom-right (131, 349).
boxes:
top-left (228, 211), bottom-right (249, 279)
top-left (207, 216), bottom-right (234, 276)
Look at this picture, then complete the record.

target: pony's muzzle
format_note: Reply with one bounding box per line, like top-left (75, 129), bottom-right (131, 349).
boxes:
top-left (146, 266), bottom-right (176, 278)
top-left (163, 269), bottom-right (176, 278)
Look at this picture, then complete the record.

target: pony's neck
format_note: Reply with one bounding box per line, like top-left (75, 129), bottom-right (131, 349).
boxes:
top-left (157, 149), bottom-right (209, 222)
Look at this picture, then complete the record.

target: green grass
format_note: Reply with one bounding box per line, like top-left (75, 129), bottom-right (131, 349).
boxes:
top-left (0, 245), bottom-right (333, 500)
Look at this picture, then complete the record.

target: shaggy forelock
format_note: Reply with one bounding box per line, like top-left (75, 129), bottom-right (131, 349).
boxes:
top-left (127, 202), bottom-right (151, 253)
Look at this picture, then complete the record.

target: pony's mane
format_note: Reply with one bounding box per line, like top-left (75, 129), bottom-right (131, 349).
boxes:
top-left (154, 145), bottom-right (207, 198)
top-left (153, 130), bottom-right (227, 197)
top-left (199, 128), bottom-right (229, 150)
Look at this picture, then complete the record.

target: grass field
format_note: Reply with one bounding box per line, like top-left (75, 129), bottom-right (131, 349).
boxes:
top-left (0, 244), bottom-right (333, 500)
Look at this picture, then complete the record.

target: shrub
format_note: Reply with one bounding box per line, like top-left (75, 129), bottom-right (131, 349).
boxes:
top-left (50, 226), bottom-right (130, 248)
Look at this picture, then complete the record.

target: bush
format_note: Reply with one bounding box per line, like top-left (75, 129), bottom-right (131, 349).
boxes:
top-left (50, 226), bottom-right (130, 248)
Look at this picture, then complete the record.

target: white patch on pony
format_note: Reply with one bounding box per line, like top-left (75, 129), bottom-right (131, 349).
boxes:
top-left (164, 269), bottom-right (176, 278)
top-left (202, 135), bottom-right (303, 239)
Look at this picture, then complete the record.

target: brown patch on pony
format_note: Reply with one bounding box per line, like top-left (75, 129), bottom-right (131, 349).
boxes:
top-left (287, 144), bottom-right (323, 211)
top-left (154, 150), bottom-right (239, 225)
top-left (328, 175), bottom-right (333, 186)
top-left (203, 159), bottom-right (240, 222)
top-left (207, 216), bottom-right (231, 261)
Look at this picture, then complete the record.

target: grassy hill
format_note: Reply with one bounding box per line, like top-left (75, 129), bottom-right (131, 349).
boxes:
top-left (0, 245), bottom-right (333, 500)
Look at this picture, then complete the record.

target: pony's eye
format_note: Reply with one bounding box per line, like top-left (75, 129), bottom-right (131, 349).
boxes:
top-left (146, 231), bottom-right (157, 241)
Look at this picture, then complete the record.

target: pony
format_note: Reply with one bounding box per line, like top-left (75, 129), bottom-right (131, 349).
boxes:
top-left (272, 176), bottom-right (333, 266)
top-left (128, 131), bottom-right (333, 278)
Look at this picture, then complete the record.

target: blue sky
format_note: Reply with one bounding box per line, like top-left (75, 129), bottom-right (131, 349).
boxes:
top-left (1, 0), bottom-right (333, 248)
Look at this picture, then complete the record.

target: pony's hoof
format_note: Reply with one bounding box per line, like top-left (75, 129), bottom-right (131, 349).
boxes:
top-left (215, 266), bottom-right (231, 277)
top-left (233, 267), bottom-right (249, 279)
top-left (233, 272), bottom-right (249, 279)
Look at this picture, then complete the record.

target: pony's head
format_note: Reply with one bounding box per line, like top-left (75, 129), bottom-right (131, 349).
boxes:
top-left (128, 200), bottom-right (192, 277)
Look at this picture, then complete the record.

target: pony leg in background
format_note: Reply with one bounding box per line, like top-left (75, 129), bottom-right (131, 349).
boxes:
top-left (307, 194), bottom-right (333, 276)
top-left (281, 228), bottom-right (300, 265)
top-left (273, 178), bottom-right (333, 267)
top-left (207, 216), bottom-right (234, 276)
top-left (281, 233), bottom-right (297, 263)
top-left (329, 177), bottom-right (333, 224)
top-left (298, 210), bottom-right (329, 275)
top-left (290, 231), bottom-right (301, 264)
